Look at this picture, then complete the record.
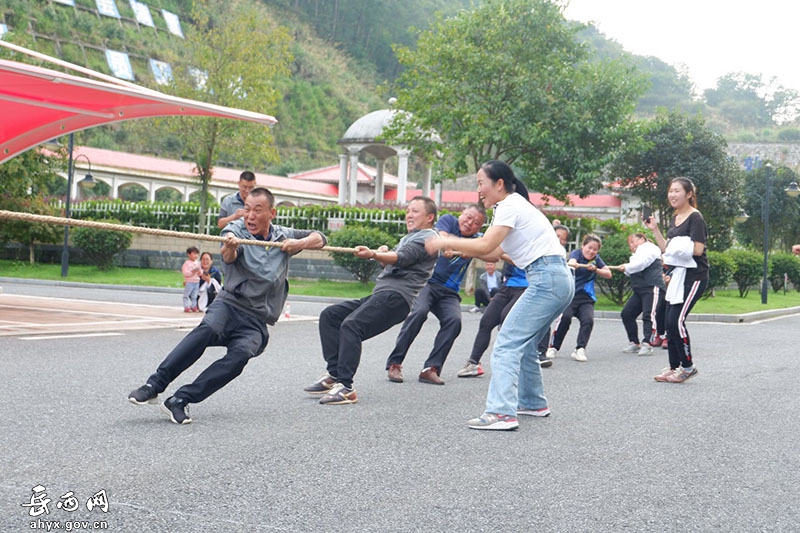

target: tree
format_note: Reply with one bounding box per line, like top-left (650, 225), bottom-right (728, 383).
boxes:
top-left (164, 0), bottom-right (293, 232)
top-left (735, 164), bottom-right (800, 253)
top-left (704, 72), bottom-right (800, 127)
top-left (0, 149), bottom-right (65, 263)
top-left (610, 111), bottom-right (744, 251)
top-left (383, 0), bottom-right (648, 200)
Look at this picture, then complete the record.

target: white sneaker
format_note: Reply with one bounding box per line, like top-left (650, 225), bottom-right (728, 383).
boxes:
top-left (622, 342), bottom-right (641, 354)
top-left (457, 361), bottom-right (484, 378)
top-left (545, 347), bottom-right (558, 359)
top-left (571, 347), bottom-right (587, 362)
top-left (637, 342), bottom-right (654, 356)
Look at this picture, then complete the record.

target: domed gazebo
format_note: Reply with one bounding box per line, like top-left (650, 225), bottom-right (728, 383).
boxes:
top-left (338, 101), bottom-right (434, 206)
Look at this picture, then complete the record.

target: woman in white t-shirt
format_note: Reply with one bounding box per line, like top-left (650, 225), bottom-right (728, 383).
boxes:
top-left (426, 160), bottom-right (574, 431)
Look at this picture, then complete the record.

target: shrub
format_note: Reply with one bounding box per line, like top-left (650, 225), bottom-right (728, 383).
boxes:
top-left (71, 218), bottom-right (133, 270)
top-left (593, 232), bottom-right (631, 306)
top-left (769, 253), bottom-right (800, 292)
top-left (705, 250), bottom-right (736, 298)
top-left (728, 249), bottom-right (764, 297)
top-left (328, 226), bottom-right (397, 284)
top-left (777, 128), bottom-right (800, 142)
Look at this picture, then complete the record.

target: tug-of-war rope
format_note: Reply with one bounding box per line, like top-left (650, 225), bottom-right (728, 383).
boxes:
top-left (0, 210), bottom-right (621, 267)
top-left (0, 210), bottom-right (359, 253)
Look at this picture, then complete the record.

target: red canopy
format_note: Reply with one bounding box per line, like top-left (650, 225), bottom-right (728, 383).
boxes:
top-left (0, 58), bottom-right (277, 165)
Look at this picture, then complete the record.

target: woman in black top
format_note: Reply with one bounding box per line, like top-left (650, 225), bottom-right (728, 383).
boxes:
top-left (645, 177), bottom-right (708, 383)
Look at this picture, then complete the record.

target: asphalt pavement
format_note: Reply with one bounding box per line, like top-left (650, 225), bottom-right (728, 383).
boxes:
top-left (1, 280), bottom-right (799, 532)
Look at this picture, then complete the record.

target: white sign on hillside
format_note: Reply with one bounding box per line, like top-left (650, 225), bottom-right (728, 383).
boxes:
top-left (130, 0), bottom-right (155, 27)
top-left (96, 0), bottom-right (121, 18)
top-left (105, 50), bottom-right (135, 81)
top-left (149, 59), bottom-right (172, 85)
top-left (161, 10), bottom-right (184, 38)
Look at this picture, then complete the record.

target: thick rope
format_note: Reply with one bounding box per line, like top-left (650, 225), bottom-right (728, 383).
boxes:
top-left (0, 210), bottom-right (359, 253)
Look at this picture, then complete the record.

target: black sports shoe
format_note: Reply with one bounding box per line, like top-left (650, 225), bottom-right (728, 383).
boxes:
top-left (128, 384), bottom-right (159, 405)
top-left (539, 358), bottom-right (553, 368)
top-left (161, 396), bottom-right (192, 424)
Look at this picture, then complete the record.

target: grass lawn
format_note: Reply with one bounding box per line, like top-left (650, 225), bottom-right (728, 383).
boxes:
top-left (0, 259), bottom-right (374, 298)
top-left (594, 288), bottom-right (800, 314)
top-left (2, 259), bottom-right (799, 313)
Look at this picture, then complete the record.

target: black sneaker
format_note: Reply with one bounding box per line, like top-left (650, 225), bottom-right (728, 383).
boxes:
top-left (128, 384), bottom-right (159, 405)
top-left (539, 358), bottom-right (553, 368)
top-left (161, 396), bottom-right (192, 424)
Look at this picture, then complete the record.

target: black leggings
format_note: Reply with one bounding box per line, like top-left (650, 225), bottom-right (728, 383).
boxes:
top-left (468, 286), bottom-right (525, 363)
top-left (665, 279), bottom-right (707, 369)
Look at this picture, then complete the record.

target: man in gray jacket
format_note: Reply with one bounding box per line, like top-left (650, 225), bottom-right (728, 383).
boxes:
top-left (128, 187), bottom-right (326, 424)
top-left (304, 196), bottom-right (438, 405)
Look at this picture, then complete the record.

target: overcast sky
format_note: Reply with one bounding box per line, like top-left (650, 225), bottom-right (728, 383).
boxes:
top-left (563, 1), bottom-right (800, 93)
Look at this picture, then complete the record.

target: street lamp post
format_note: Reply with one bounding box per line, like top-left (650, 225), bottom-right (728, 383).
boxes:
top-left (61, 133), bottom-right (96, 277)
top-left (761, 165), bottom-right (772, 304)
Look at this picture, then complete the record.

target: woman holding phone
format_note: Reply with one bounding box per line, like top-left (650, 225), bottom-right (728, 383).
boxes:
top-left (644, 177), bottom-right (708, 383)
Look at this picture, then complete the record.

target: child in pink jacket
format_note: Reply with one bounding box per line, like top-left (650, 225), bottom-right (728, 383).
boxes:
top-left (182, 246), bottom-right (201, 312)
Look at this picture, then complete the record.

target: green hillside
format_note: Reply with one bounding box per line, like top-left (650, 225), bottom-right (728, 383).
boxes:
top-left (2, 0), bottom-right (795, 176)
top-left (0, 0), bottom-right (395, 174)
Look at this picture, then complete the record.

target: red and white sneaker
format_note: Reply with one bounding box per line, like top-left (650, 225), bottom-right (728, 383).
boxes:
top-left (654, 366), bottom-right (678, 382)
top-left (467, 412), bottom-right (519, 430)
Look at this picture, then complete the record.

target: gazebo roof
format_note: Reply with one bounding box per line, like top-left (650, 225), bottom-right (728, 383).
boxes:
top-left (338, 109), bottom-right (400, 160)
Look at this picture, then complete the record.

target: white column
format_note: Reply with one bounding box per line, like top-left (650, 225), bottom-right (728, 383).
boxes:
top-left (375, 159), bottom-right (385, 204)
top-left (348, 151), bottom-right (359, 206)
top-left (435, 181), bottom-right (443, 206)
top-left (422, 164), bottom-right (432, 198)
top-left (396, 148), bottom-right (411, 206)
top-left (338, 153), bottom-right (348, 206)
top-left (149, 180), bottom-right (156, 202)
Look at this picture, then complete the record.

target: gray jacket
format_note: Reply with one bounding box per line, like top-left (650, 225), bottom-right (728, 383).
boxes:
top-left (218, 220), bottom-right (326, 325)
top-left (373, 228), bottom-right (438, 310)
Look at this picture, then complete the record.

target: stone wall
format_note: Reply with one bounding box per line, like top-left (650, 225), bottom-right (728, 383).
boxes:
top-left (728, 143), bottom-right (800, 169)
top-left (2, 235), bottom-right (358, 281)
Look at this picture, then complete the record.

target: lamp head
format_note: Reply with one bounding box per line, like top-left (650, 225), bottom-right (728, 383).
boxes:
top-left (79, 172), bottom-right (96, 189)
top-left (734, 208), bottom-right (749, 223)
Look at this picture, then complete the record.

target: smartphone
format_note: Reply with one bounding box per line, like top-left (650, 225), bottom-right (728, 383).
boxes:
top-left (642, 204), bottom-right (652, 222)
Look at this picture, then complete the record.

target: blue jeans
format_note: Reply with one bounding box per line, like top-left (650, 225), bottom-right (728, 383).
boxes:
top-left (183, 281), bottom-right (199, 309)
top-left (484, 256), bottom-right (574, 417)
